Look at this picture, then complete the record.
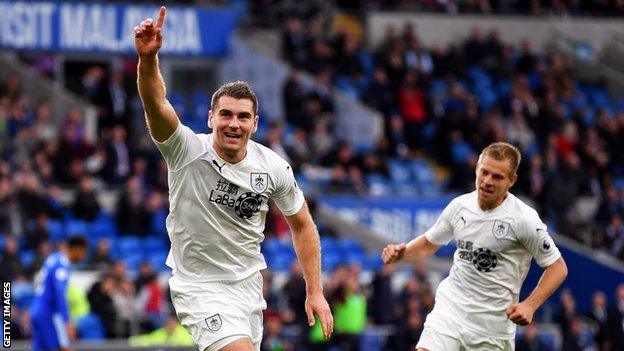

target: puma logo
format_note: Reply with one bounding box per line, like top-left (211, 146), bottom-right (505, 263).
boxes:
top-left (212, 160), bottom-right (225, 173)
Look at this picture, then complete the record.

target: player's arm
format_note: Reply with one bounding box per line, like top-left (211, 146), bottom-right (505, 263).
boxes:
top-left (507, 257), bottom-right (568, 326)
top-left (381, 234), bottom-right (440, 264)
top-left (135, 6), bottom-right (179, 142)
top-left (284, 202), bottom-right (334, 340)
top-left (53, 267), bottom-right (76, 340)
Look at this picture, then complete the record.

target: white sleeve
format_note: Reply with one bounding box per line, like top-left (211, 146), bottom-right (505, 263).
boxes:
top-left (424, 199), bottom-right (457, 245)
top-left (271, 159), bottom-right (305, 216)
top-left (152, 123), bottom-right (204, 171)
top-left (518, 212), bottom-right (561, 267)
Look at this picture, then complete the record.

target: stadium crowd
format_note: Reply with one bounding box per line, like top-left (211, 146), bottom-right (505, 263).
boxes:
top-left (282, 15), bottom-right (624, 262)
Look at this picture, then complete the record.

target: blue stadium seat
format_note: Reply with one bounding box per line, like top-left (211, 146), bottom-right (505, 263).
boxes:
top-left (76, 313), bottom-right (105, 340)
top-left (366, 173), bottom-right (391, 196)
top-left (320, 236), bottom-right (338, 254)
top-left (116, 236), bottom-right (142, 256)
top-left (47, 219), bottom-right (66, 240)
top-left (90, 220), bottom-right (118, 239)
top-left (143, 236), bottom-right (168, 253)
top-left (261, 238), bottom-right (289, 256)
top-left (344, 252), bottom-right (365, 266)
top-left (321, 253), bottom-right (342, 272)
top-left (124, 253), bottom-right (144, 272)
top-left (362, 254), bottom-right (383, 272)
top-left (11, 280), bottom-right (34, 309)
top-left (20, 250), bottom-right (36, 268)
top-left (266, 252), bottom-right (293, 272)
top-left (337, 238), bottom-right (365, 256)
top-left (66, 220), bottom-right (90, 236)
top-left (388, 159), bottom-right (412, 185)
top-left (149, 210), bottom-right (168, 236)
top-left (148, 251), bottom-right (170, 272)
top-left (450, 140), bottom-right (474, 165)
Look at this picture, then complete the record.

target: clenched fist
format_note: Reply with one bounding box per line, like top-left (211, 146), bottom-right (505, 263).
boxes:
top-left (381, 243), bottom-right (406, 264)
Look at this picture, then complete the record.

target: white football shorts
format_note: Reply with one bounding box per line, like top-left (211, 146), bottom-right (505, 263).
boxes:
top-left (169, 271), bottom-right (266, 351)
top-left (416, 299), bottom-right (514, 351)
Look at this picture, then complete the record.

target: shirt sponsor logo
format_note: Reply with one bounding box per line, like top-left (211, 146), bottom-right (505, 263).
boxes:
top-left (209, 190), bottom-right (263, 219)
top-left (472, 248), bottom-right (498, 273)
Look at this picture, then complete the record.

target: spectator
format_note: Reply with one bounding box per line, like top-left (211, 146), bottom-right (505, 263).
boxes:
top-left (111, 278), bottom-right (138, 337)
top-left (116, 176), bottom-right (148, 235)
top-left (516, 322), bottom-right (553, 351)
top-left (87, 274), bottom-right (118, 338)
top-left (137, 273), bottom-right (164, 331)
top-left (607, 283), bottom-right (624, 350)
top-left (135, 261), bottom-right (155, 292)
top-left (128, 314), bottom-right (193, 347)
top-left (555, 289), bottom-right (577, 339)
top-left (104, 125), bottom-right (131, 183)
top-left (587, 291), bottom-right (609, 350)
top-left (332, 266), bottom-right (366, 351)
top-left (88, 238), bottom-right (114, 270)
top-left (561, 317), bottom-right (593, 351)
top-left (0, 236), bottom-right (24, 282)
top-left (24, 214), bottom-right (50, 251)
top-left (71, 175), bottom-right (101, 221)
top-left (369, 263), bottom-right (395, 325)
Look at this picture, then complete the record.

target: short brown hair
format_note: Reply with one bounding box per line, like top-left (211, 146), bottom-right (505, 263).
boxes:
top-left (211, 81), bottom-right (258, 114)
top-left (479, 142), bottom-right (522, 175)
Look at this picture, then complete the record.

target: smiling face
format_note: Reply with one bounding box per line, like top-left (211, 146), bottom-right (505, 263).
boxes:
top-left (209, 95), bottom-right (258, 163)
top-left (475, 155), bottom-right (517, 211)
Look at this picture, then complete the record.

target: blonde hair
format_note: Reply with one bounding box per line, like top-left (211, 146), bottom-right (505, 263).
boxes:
top-left (479, 142), bottom-right (521, 175)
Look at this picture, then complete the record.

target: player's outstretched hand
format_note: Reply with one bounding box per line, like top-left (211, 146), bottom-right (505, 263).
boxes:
top-left (381, 243), bottom-right (406, 264)
top-left (134, 6), bottom-right (166, 57)
top-left (506, 302), bottom-right (534, 326)
top-left (305, 291), bottom-right (334, 340)
top-left (67, 322), bottom-right (77, 340)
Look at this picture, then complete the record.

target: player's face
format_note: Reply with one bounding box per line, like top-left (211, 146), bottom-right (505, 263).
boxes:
top-left (475, 155), bottom-right (517, 210)
top-left (69, 247), bottom-right (88, 263)
top-left (209, 96), bottom-right (258, 163)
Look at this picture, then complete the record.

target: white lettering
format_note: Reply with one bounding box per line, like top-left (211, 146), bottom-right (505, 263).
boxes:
top-left (2, 319), bottom-right (9, 347)
top-left (370, 208), bottom-right (412, 242)
top-left (37, 3), bottom-right (55, 48)
top-left (60, 3), bottom-right (86, 48)
top-left (161, 8), bottom-right (201, 54)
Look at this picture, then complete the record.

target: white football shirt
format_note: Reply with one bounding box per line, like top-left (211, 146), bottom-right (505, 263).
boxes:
top-left (153, 123), bottom-right (304, 282)
top-left (424, 191), bottom-right (561, 339)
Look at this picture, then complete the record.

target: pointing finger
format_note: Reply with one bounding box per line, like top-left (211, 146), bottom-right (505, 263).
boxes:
top-left (156, 6), bottom-right (166, 28)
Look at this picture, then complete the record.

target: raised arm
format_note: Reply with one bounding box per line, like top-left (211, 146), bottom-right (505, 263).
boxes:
top-left (381, 234), bottom-right (440, 264)
top-left (134, 6), bottom-right (179, 142)
top-left (284, 202), bottom-right (334, 340)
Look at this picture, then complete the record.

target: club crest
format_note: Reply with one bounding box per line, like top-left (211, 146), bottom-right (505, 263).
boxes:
top-left (205, 314), bottom-right (222, 332)
top-left (250, 172), bottom-right (268, 193)
top-left (492, 220), bottom-right (511, 239)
